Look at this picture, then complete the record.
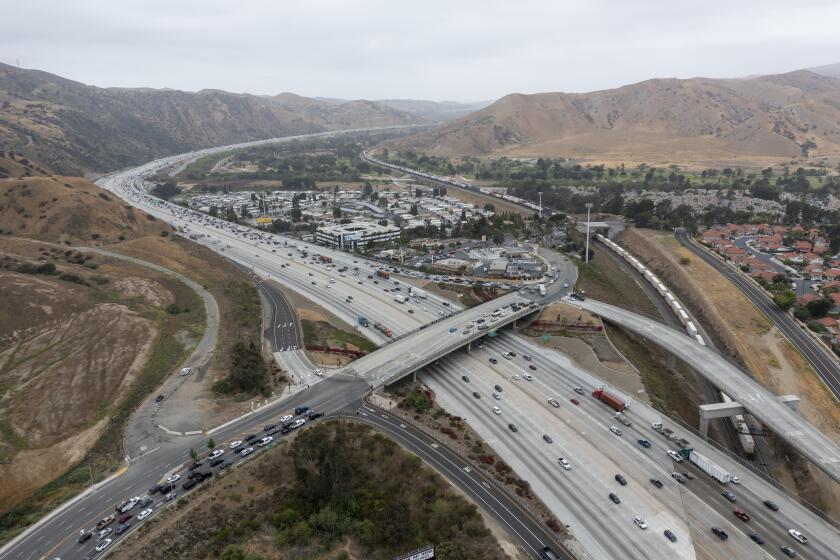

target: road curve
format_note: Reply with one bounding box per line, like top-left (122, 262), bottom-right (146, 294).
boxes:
top-left (676, 229), bottom-right (840, 399)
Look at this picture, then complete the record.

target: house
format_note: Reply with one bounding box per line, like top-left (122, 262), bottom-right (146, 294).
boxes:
top-left (804, 263), bottom-right (824, 281)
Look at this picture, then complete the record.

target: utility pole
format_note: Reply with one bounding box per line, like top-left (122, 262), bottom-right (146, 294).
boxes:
top-left (585, 203), bottom-right (593, 265)
top-left (538, 191), bottom-right (543, 219)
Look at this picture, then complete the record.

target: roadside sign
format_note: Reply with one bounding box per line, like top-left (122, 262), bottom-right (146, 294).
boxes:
top-left (394, 545), bottom-right (434, 560)
top-left (542, 333), bottom-right (551, 342)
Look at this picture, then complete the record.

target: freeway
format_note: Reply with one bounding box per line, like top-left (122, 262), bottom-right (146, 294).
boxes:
top-left (677, 229), bottom-right (840, 399)
top-left (569, 296), bottom-right (840, 486)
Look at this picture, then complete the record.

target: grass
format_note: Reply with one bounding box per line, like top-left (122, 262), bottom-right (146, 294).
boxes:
top-left (178, 151), bottom-right (232, 178)
top-left (301, 319), bottom-right (376, 353)
top-left (576, 246), bottom-right (661, 319)
top-left (437, 283), bottom-right (481, 307)
top-left (0, 278), bottom-right (205, 545)
top-left (222, 280), bottom-right (262, 339)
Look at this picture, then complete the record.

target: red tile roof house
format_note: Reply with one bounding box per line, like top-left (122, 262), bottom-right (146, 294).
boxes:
top-left (795, 240), bottom-right (813, 252)
top-left (798, 293), bottom-right (817, 306)
top-left (816, 317), bottom-right (839, 335)
top-left (804, 263), bottom-right (825, 281)
top-left (723, 246), bottom-right (747, 259)
top-left (754, 271), bottom-right (779, 283)
top-left (825, 269), bottom-right (840, 281)
top-left (831, 293), bottom-right (840, 314)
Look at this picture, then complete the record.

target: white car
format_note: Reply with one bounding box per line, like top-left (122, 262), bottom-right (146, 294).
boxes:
top-left (258, 436), bottom-right (273, 447)
top-left (609, 426), bottom-right (622, 436)
top-left (313, 368), bottom-right (322, 376)
top-left (119, 497), bottom-right (140, 512)
top-left (523, 373), bottom-right (534, 381)
top-left (280, 414), bottom-right (293, 423)
top-left (547, 398), bottom-right (560, 408)
top-left (229, 440), bottom-right (243, 449)
top-left (179, 367), bottom-right (191, 376)
top-left (166, 474), bottom-right (180, 484)
top-left (492, 393), bottom-right (501, 400)
top-left (512, 374), bottom-right (522, 380)
top-left (563, 283), bottom-right (569, 288)
top-left (788, 529), bottom-right (808, 544)
top-left (492, 406), bottom-right (501, 415)
top-left (208, 449), bottom-right (224, 460)
top-left (634, 516), bottom-right (648, 530)
top-left (558, 457), bottom-right (572, 470)
top-left (96, 538), bottom-right (113, 552)
top-left (729, 474), bottom-right (741, 484)
top-left (292, 418), bottom-right (306, 428)
top-left (666, 450), bottom-right (684, 462)
top-left (137, 508), bottom-right (153, 521)
top-left (240, 447), bottom-right (254, 456)
top-left (98, 527), bottom-right (113, 539)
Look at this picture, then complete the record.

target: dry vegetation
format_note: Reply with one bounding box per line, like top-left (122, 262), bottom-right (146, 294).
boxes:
top-left (620, 227), bottom-right (840, 515)
top-left (112, 422), bottom-right (508, 560)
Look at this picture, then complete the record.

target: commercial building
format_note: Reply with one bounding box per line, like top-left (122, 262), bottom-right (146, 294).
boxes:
top-left (315, 222), bottom-right (400, 250)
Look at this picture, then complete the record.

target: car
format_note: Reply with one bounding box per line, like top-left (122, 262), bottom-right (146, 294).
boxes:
top-left (166, 473), bottom-right (180, 484)
top-left (523, 373), bottom-right (534, 381)
top-left (78, 530), bottom-right (93, 543)
top-left (219, 460), bottom-right (233, 470)
top-left (155, 394), bottom-right (165, 403)
top-left (671, 472), bottom-right (686, 483)
top-left (547, 398), bottom-right (561, 408)
top-left (182, 479), bottom-right (197, 491)
top-left (489, 358), bottom-right (498, 364)
top-left (449, 327), bottom-right (458, 333)
top-left (118, 513), bottom-right (132, 524)
top-left (711, 527), bottom-right (729, 540)
top-left (295, 406), bottom-right (310, 415)
top-left (637, 438), bottom-right (652, 448)
top-left (729, 474), bottom-right (741, 484)
top-left (666, 449), bottom-right (684, 462)
top-left (244, 434), bottom-right (258, 442)
top-left (558, 457), bottom-right (572, 470)
top-left (542, 434), bottom-right (553, 443)
top-left (188, 461), bottom-right (203, 470)
top-left (528, 364), bottom-right (537, 370)
top-left (148, 484), bottom-right (161, 495)
top-left (462, 375), bottom-right (470, 382)
top-left (280, 414), bottom-right (293, 423)
top-left (309, 411), bottom-right (324, 420)
top-left (788, 529), bottom-right (807, 544)
top-left (208, 449), bottom-right (224, 460)
top-left (164, 492), bottom-right (176, 504)
top-left (229, 440), bottom-right (243, 449)
top-left (179, 367), bottom-right (191, 376)
top-left (115, 523), bottom-right (130, 535)
top-left (240, 447), bottom-right (254, 456)
top-left (263, 424), bottom-right (277, 432)
top-left (781, 546), bottom-right (797, 558)
top-left (512, 373), bottom-right (521, 380)
top-left (615, 474), bottom-right (627, 486)
top-left (137, 508), bottom-right (153, 521)
top-left (570, 398), bottom-right (580, 405)
top-left (634, 516), bottom-right (648, 530)
top-left (472, 392), bottom-right (481, 399)
top-left (563, 283), bottom-right (569, 288)
top-left (732, 508), bottom-right (750, 521)
top-left (158, 483), bottom-right (174, 495)
top-left (573, 387), bottom-right (584, 395)
top-left (492, 393), bottom-right (501, 400)
top-left (609, 426), bottom-right (622, 436)
top-left (508, 423), bottom-right (518, 432)
top-left (750, 532), bottom-right (765, 545)
top-left (649, 478), bottom-right (663, 488)
top-left (722, 490), bottom-right (737, 503)
top-left (494, 384), bottom-right (503, 392)
top-left (258, 436), bottom-right (273, 447)
top-left (95, 539), bottom-right (113, 552)
top-left (762, 499), bottom-right (780, 511)
top-left (608, 492), bottom-right (620, 504)
top-left (98, 527), bottom-right (113, 539)
top-left (492, 406), bottom-right (501, 415)
top-left (210, 457), bottom-right (224, 467)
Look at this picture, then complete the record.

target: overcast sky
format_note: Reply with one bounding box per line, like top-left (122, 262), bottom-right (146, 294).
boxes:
top-left (2, 0), bottom-right (839, 102)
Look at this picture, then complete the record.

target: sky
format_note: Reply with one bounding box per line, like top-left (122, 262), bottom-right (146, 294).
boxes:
top-left (2, 0), bottom-right (839, 102)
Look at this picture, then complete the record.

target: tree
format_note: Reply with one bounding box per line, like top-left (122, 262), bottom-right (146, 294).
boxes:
top-left (150, 181), bottom-right (181, 200)
top-left (290, 208), bottom-right (302, 221)
top-left (189, 447), bottom-right (198, 461)
top-left (333, 207), bottom-right (342, 218)
top-left (410, 203), bottom-right (418, 216)
top-left (773, 291), bottom-right (796, 311)
top-left (806, 298), bottom-right (832, 318)
top-left (207, 438), bottom-right (216, 450)
top-left (483, 203), bottom-right (495, 212)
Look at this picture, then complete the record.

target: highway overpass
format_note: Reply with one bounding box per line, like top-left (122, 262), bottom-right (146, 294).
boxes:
top-left (568, 296), bottom-right (840, 484)
top-left (345, 292), bottom-right (543, 388)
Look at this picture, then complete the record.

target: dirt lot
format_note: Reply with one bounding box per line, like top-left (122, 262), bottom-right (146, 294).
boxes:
top-left (620, 227), bottom-right (840, 515)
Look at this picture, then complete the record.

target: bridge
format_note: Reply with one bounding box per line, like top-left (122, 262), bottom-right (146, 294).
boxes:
top-left (567, 296), bottom-right (840, 484)
top-left (344, 292), bottom-right (542, 388)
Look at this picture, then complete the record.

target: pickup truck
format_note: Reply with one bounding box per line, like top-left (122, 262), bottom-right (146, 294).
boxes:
top-left (96, 515), bottom-right (115, 530)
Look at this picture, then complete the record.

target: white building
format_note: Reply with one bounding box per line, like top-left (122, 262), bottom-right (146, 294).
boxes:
top-left (315, 222), bottom-right (400, 250)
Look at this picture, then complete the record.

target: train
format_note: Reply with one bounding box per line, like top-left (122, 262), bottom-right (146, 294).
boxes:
top-left (720, 392), bottom-right (757, 457)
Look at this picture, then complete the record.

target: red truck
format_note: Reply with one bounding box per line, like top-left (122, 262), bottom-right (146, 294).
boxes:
top-left (319, 255), bottom-right (332, 263)
top-left (376, 269), bottom-right (390, 279)
top-left (592, 387), bottom-right (626, 412)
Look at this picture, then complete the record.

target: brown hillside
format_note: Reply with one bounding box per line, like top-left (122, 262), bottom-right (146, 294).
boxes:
top-left (0, 175), bottom-right (168, 244)
top-left (0, 63), bottom-right (424, 174)
top-left (391, 70), bottom-right (840, 167)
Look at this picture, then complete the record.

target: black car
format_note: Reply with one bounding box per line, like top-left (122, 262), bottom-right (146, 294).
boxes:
top-left (649, 478), bottom-right (663, 488)
top-left (509, 352), bottom-right (516, 357)
top-left (158, 483), bottom-right (174, 494)
top-left (528, 364), bottom-right (537, 371)
top-left (281, 425), bottom-right (292, 435)
top-left (615, 474), bottom-right (627, 486)
top-left (664, 530), bottom-right (677, 542)
top-left (197, 471), bottom-right (213, 481)
top-left (508, 423), bottom-right (518, 432)
top-left (263, 424), bottom-right (277, 432)
top-left (115, 523), bottom-right (130, 535)
top-left (210, 458), bottom-right (224, 467)
top-left (138, 498), bottom-right (153, 508)
top-left (711, 527), bottom-right (728, 540)
top-left (244, 434), bottom-right (258, 442)
top-left (542, 435), bottom-right (553, 444)
top-left (472, 392), bottom-right (481, 399)
top-left (539, 547), bottom-right (560, 560)
top-left (462, 375), bottom-right (470, 382)
top-left (182, 479), bottom-right (197, 491)
top-left (266, 427), bottom-right (280, 436)
top-left (187, 471), bottom-right (202, 479)
top-left (489, 358), bottom-right (498, 364)
top-left (308, 412), bottom-right (323, 421)
top-left (781, 546), bottom-right (797, 558)
top-left (78, 531), bottom-right (93, 543)
top-left (763, 500), bottom-right (779, 511)
top-left (188, 461), bottom-right (203, 470)
top-left (155, 394), bottom-right (165, 403)
top-left (608, 493), bottom-right (621, 504)
top-left (295, 406), bottom-right (310, 415)
top-left (750, 532), bottom-right (765, 545)
top-left (219, 460), bottom-right (233, 470)
top-left (148, 484), bottom-right (162, 495)
top-left (722, 490), bottom-right (737, 503)
top-left (494, 384), bottom-right (502, 392)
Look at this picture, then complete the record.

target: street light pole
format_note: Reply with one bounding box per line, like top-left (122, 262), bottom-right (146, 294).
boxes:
top-left (538, 191), bottom-right (543, 219)
top-left (585, 203), bottom-right (593, 265)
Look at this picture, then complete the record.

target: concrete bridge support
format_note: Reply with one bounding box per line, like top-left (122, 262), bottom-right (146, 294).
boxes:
top-left (698, 395), bottom-right (801, 436)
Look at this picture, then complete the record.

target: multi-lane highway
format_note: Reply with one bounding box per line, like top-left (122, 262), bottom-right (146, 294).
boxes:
top-left (677, 229), bottom-right (840, 399)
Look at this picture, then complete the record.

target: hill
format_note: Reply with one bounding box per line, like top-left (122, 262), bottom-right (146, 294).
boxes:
top-left (317, 97), bottom-right (492, 122)
top-left (0, 63), bottom-right (423, 175)
top-left (389, 69), bottom-right (840, 168)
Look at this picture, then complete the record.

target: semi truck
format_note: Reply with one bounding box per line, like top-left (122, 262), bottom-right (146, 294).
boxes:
top-left (394, 295), bottom-right (406, 303)
top-left (319, 255), bottom-right (332, 263)
top-left (538, 283), bottom-right (546, 296)
top-left (592, 387), bottom-right (626, 412)
top-left (357, 316), bottom-right (369, 327)
top-left (679, 448), bottom-right (730, 484)
top-left (376, 269), bottom-right (390, 279)
top-left (411, 287), bottom-right (427, 299)
top-left (373, 322), bottom-right (393, 337)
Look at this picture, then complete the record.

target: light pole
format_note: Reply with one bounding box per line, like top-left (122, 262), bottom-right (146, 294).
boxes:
top-left (585, 203), bottom-right (593, 265)
top-left (538, 191), bottom-right (543, 219)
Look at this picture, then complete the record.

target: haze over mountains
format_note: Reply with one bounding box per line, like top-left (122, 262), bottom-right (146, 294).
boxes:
top-left (0, 62), bottom-right (424, 174)
top-left (390, 67), bottom-right (840, 168)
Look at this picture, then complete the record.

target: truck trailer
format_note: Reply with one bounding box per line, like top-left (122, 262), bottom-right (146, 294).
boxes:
top-left (373, 322), bottom-right (393, 337)
top-left (592, 387), bottom-right (626, 412)
top-left (679, 448), bottom-right (730, 484)
top-left (538, 284), bottom-right (546, 296)
top-left (319, 255), bottom-right (332, 263)
top-left (376, 269), bottom-right (390, 279)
